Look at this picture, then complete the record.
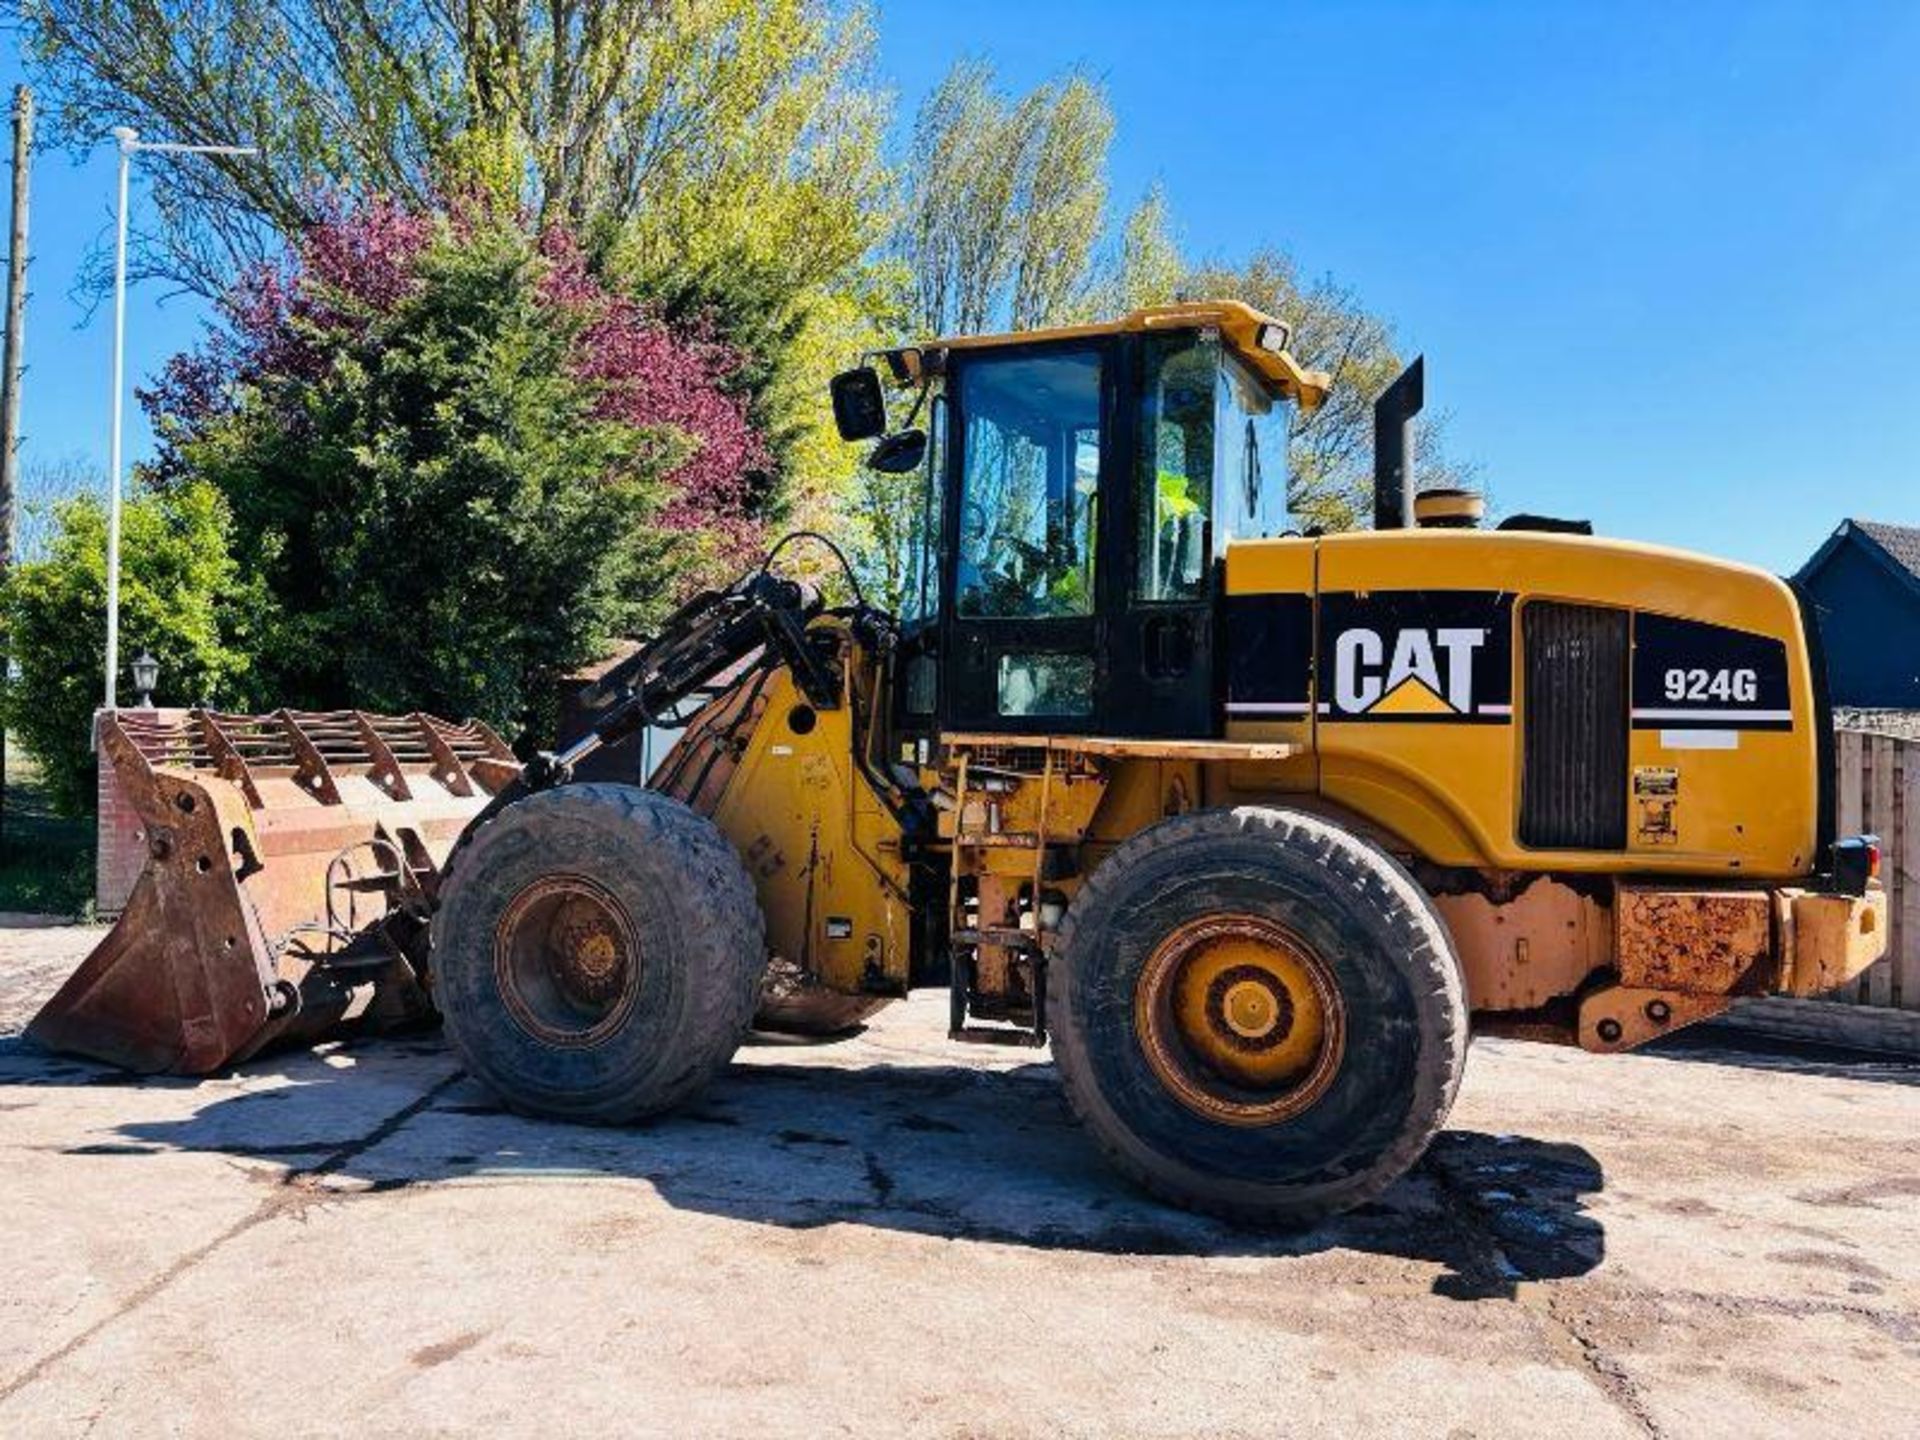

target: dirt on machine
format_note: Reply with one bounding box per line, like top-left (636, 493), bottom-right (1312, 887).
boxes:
top-left (32, 300), bottom-right (1892, 1227)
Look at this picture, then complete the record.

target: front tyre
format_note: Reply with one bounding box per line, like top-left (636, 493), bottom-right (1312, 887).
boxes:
top-left (1049, 806), bottom-right (1466, 1226)
top-left (431, 784), bottom-right (765, 1123)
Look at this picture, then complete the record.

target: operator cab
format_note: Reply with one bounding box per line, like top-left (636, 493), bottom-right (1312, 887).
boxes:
top-left (832, 302), bottom-right (1329, 740)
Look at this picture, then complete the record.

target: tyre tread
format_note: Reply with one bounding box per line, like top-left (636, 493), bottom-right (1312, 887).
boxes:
top-left (1050, 805), bottom-right (1468, 1227)
top-left (431, 783), bottom-right (765, 1124)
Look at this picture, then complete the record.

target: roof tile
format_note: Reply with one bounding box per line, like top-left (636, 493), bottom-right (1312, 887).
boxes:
top-left (1853, 519), bottom-right (1920, 581)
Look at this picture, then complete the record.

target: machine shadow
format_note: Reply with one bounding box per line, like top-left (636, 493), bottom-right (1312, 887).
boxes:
top-left (1640, 1028), bottom-right (1920, 1087)
top-left (50, 1035), bottom-right (1607, 1299)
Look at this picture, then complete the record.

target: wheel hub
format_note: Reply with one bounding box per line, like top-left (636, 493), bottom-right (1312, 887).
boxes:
top-left (1135, 915), bottom-right (1346, 1126)
top-left (1211, 967), bottom-right (1294, 1048)
top-left (550, 901), bottom-right (627, 1005)
top-left (493, 876), bottom-right (639, 1046)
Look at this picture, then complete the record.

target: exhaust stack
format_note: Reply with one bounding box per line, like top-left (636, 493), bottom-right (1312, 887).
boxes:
top-left (1372, 356), bottom-right (1425, 531)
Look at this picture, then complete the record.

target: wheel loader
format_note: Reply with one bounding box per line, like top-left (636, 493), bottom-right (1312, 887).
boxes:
top-left (32, 300), bottom-right (1889, 1225)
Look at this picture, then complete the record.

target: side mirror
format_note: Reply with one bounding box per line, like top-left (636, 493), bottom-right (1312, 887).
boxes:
top-left (867, 429), bottom-right (927, 474)
top-left (830, 365), bottom-right (888, 441)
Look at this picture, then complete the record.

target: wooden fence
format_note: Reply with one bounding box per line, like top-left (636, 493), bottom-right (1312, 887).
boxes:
top-left (1831, 728), bottom-right (1919, 1012)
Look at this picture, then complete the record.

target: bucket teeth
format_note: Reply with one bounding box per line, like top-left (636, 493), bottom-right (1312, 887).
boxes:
top-left (27, 708), bottom-right (515, 1075)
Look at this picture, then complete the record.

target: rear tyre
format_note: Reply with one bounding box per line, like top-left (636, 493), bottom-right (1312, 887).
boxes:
top-left (431, 784), bottom-right (765, 1123)
top-left (1050, 806), bottom-right (1466, 1227)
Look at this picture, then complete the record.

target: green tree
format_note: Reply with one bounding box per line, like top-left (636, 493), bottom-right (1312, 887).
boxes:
top-left (19, 1), bottom-right (891, 301)
top-left (1106, 184), bottom-right (1183, 312)
top-left (155, 209), bottom-right (700, 738)
top-left (20, 0), bottom-right (896, 546)
top-left (845, 461), bottom-right (921, 617)
top-left (0, 481), bottom-right (260, 815)
top-left (899, 59), bottom-right (1113, 336)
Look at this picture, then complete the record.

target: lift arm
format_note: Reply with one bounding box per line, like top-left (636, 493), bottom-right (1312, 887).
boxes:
top-left (539, 570), bottom-right (832, 786)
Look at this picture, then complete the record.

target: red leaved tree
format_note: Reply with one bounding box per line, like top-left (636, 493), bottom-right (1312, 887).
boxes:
top-left (137, 195), bottom-right (775, 731)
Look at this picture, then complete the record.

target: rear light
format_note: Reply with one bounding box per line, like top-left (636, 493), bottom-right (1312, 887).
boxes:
top-left (1831, 835), bottom-right (1880, 896)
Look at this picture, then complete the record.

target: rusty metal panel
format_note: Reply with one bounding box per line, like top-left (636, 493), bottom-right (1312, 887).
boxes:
top-left (1614, 884), bottom-right (1774, 995)
top-left (1431, 876), bottom-right (1613, 1011)
top-left (29, 708), bottom-right (515, 1075)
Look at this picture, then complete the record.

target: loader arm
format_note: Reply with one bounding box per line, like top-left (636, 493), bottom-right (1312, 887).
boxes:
top-left (549, 570), bottom-right (832, 781)
top-left (30, 543), bottom-right (894, 1078)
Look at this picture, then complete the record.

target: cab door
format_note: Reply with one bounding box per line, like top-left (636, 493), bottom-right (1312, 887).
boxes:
top-left (939, 339), bottom-right (1111, 734)
top-left (1102, 330), bottom-right (1220, 737)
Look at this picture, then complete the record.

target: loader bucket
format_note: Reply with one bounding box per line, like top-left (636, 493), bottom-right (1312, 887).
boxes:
top-left (28, 708), bottom-right (520, 1075)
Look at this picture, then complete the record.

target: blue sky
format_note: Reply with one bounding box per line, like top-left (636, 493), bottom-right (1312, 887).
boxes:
top-left (7, 1), bottom-right (1918, 574)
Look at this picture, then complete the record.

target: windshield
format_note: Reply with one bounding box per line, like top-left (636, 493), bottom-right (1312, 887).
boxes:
top-left (1137, 332), bottom-right (1294, 604)
top-left (953, 348), bottom-right (1102, 619)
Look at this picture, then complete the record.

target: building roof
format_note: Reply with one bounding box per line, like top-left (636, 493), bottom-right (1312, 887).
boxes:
top-left (1853, 520), bottom-right (1920, 580)
top-left (1796, 517), bottom-right (1920, 598)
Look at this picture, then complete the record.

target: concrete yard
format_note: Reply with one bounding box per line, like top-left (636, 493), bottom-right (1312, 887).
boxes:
top-left (3, 924), bottom-right (1917, 1439)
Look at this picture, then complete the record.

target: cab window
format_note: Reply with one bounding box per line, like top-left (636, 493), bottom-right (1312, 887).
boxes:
top-left (902, 391), bottom-right (946, 625)
top-left (1136, 331), bottom-right (1217, 602)
top-left (954, 348), bottom-right (1102, 619)
top-left (1214, 350), bottom-right (1293, 543)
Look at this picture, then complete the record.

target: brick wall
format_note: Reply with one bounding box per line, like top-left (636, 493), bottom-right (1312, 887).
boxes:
top-left (94, 709), bottom-right (147, 917)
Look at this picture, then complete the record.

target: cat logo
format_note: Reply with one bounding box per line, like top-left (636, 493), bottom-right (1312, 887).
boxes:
top-left (1223, 590), bottom-right (1516, 725)
top-left (1318, 591), bottom-right (1515, 724)
top-left (1333, 627), bottom-right (1488, 716)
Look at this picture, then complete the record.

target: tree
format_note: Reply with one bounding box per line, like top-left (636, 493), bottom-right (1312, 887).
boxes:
top-left (19, 0), bottom-right (894, 541)
top-left (0, 480), bottom-right (260, 815)
top-left (11, 455), bottom-right (99, 563)
top-left (1186, 247), bottom-right (1475, 530)
top-left (18, 1), bottom-right (891, 302)
top-left (840, 59), bottom-right (1122, 607)
top-left (898, 59), bottom-right (1113, 336)
top-left (1106, 184), bottom-right (1182, 312)
top-left (143, 200), bottom-right (762, 736)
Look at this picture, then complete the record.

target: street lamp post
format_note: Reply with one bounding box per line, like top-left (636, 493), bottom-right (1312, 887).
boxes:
top-left (102, 127), bottom-right (257, 710)
top-left (131, 649), bottom-right (158, 708)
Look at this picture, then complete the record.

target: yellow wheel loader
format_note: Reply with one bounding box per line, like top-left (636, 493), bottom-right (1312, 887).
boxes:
top-left (33, 301), bottom-right (1889, 1225)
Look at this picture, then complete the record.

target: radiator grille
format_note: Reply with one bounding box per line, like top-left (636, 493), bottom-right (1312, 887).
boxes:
top-left (1520, 603), bottom-right (1628, 849)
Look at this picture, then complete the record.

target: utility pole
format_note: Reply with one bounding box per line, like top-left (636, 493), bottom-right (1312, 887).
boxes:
top-left (0, 84), bottom-right (29, 848)
top-left (0, 85), bottom-right (27, 561)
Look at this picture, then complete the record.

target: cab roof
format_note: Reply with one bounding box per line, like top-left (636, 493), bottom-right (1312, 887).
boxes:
top-left (915, 300), bottom-right (1331, 412)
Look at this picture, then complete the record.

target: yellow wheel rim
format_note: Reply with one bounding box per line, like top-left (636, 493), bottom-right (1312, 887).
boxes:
top-left (493, 874), bottom-right (639, 1048)
top-left (1134, 914), bottom-right (1346, 1126)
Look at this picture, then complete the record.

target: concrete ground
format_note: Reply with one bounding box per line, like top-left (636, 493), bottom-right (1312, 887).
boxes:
top-left (2, 925), bottom-right (1917, 1440)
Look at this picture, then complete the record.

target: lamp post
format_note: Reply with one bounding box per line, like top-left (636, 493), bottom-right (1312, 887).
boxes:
top-left (130, 650), bottom-right (159, 708)
top-left (103, 126), bottom-right (257, 710)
